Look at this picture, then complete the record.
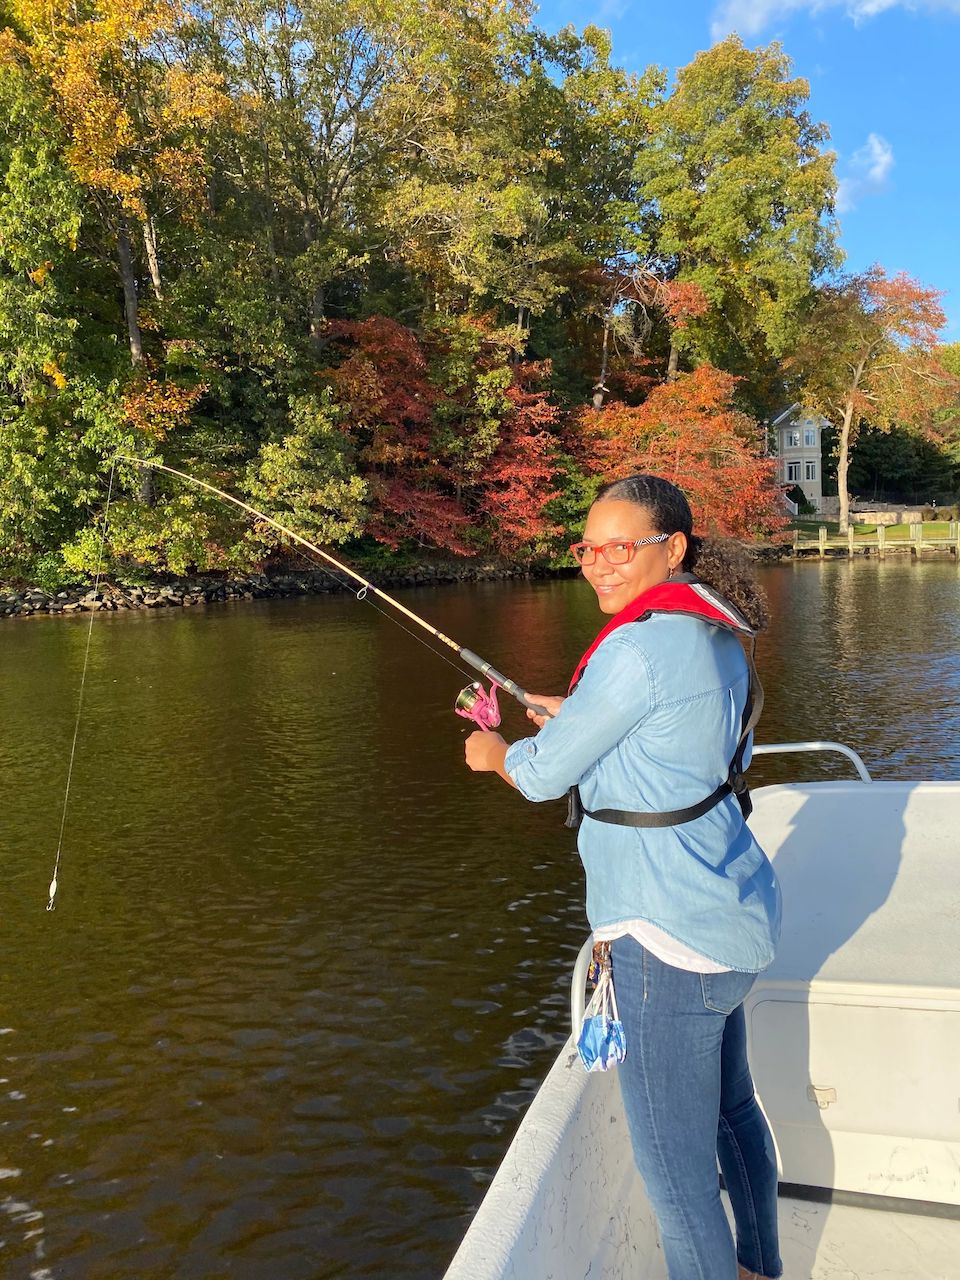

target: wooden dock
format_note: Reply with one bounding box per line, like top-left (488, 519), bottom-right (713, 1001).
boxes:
top-left (793, 522), bottom-right (960, 560)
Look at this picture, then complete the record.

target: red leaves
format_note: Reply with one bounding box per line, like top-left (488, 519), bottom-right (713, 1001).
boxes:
top-left (478, 369), bottom-right (561, 555)
top-left (366, 478), bottom-right (474, 556)
top-left (578, 365), bottom-right (788, 539)
top-left (659, 280), bottom-right (710, 330)
top-left (325, 319), bottom-right (560, 555)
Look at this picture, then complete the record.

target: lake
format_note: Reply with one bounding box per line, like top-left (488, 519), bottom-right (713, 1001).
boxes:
top-left (2, 558), bottom-right (959, 1279)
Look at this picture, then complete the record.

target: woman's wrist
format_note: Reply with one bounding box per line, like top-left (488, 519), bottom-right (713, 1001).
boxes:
top-left (464, 731), bottom-right (518, 788)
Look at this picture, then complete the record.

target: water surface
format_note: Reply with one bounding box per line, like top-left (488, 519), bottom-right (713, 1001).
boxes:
top-left (1, 559), bottom-right (958, 1278)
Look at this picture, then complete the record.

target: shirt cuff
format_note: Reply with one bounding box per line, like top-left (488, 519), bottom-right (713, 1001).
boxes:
top-left (505, 736), bottom-right (552, 802)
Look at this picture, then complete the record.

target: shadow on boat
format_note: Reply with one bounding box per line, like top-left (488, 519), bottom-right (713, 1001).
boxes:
top-left (746, 776), bottom-right (905, 1271)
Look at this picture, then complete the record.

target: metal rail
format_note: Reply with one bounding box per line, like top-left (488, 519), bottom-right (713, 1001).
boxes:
top-left (752, 741), bottom-right (873, 783)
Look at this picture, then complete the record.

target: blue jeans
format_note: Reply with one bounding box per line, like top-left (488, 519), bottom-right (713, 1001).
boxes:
top-left (611, 936), bottom-right (782, 1280)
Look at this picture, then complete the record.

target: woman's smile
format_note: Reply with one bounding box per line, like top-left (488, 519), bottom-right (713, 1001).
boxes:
top-left (580, 499), bottom-right (685, 613)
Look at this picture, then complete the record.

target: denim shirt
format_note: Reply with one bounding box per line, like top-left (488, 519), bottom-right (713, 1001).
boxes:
top-left (504, 614), bottom-right (782, 972)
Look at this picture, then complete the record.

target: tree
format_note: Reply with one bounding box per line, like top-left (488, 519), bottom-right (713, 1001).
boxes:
top-left (245, 390), bottom-right (368, 544)
top-left (325, 316), bottom-right (474, 553)
top-left (577, 365), bottom-right (788, 539)
top-left (9, 0), bottom-right (230, 364)
top-left (790, 267), bottom-right (959, 530)
top-left (634, 36), bottom-right (839, 389)
top-left (477, 364), bottom-right (560, 554)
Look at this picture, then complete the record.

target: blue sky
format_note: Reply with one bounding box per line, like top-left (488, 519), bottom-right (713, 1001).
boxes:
top-left (533, 0), bottom-right (960, 340)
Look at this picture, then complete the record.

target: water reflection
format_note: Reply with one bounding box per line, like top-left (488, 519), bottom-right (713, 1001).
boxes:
top-left (0, 562), bottom-right (958, 1277)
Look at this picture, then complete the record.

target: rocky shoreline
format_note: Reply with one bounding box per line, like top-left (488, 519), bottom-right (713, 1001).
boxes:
top-left (0, 562), bottom-right (570, 619)
top-left (1, 542), bottom-right (791, 620)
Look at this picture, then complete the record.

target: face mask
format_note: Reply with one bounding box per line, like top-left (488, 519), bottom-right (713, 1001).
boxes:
top-left (577, 964), bottom-right (626, 1072)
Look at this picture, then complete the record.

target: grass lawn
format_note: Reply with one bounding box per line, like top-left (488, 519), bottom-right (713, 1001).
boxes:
top-left (791, 520), bottom-right (955, 541)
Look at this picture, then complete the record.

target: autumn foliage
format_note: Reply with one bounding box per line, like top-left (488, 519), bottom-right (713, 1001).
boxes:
top-left (2, 2), bottom-right (955, 584)
top-left (324, 320), bottom-right (561, 556)
top-left (579, 366), bottom-right (789, 539)
top-left (790, 266), bottom-right (959, 529)
top-left (477, 368), bottom-right (561, 554)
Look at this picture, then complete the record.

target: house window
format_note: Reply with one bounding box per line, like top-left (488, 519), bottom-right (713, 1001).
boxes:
top-left (785, 429), bottom-right (801, 448)
top-left (804, 427), bottom-right (817, 447)
top-left (786, 462), bottom-right (801, 482)
top-left (805, 460), bottom-right (817, 481)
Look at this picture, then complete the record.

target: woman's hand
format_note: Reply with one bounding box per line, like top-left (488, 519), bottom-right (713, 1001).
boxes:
top-left (524, 694), bottom-right (566, 729)
top-left (464, 730), bottom-right (508, 773)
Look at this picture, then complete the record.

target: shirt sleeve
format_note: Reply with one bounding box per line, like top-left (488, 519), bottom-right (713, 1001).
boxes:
top-left (504, 631), bottom-right (654, 802)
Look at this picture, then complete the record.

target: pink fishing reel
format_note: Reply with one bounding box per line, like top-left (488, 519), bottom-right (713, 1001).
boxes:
top-left (455, 681), bottom-right (502, 732)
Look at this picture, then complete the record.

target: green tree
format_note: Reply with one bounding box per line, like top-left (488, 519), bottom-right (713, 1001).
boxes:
top-left (634, 36), bottom-right (839, 391)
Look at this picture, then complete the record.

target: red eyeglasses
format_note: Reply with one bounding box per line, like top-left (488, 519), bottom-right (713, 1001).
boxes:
top-left (568, 533), bottom-right (670, 566)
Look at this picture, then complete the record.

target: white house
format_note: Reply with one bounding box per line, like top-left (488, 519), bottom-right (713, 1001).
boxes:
top-left (770, 404), bottom-right (829, 513)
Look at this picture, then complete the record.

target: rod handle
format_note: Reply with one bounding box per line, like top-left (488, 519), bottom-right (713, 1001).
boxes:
top-left (458, 649), bottom-right (551, 719)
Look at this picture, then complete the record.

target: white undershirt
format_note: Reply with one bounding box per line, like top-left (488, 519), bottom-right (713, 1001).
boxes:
top-left (592, 919), bottom-right (731, 973)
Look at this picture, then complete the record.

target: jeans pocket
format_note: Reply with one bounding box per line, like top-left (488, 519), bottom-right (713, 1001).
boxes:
top-left (700, 969), bottom-right (757, 1015)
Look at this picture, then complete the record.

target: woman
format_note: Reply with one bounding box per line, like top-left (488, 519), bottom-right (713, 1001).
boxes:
top-left (464, 474), bottom-right (783, 1280)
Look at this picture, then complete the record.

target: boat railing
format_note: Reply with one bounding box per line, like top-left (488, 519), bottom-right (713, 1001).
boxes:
top-left (570, 935), bottom-right (596, 1038)
top-left (752, 741), bottom-right (873, 783)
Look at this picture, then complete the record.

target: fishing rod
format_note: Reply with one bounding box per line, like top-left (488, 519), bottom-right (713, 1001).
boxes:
top-left (115, 456), bottom-right (547, 729)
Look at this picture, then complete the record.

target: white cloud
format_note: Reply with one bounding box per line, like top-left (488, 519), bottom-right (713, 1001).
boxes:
top-left (836, 132), bottom-right (895, 211)
top-left (595, 0), bottom-right (631, 19)
top-left (710, 0), bottom-right (960, 40)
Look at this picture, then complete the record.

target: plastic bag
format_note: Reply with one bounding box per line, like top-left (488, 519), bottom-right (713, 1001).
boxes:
top-left (576, 962), bottom-right (626, 1072)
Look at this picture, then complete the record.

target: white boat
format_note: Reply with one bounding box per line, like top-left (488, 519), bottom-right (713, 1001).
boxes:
top-left (445, 744), bottom-right (960, 1280)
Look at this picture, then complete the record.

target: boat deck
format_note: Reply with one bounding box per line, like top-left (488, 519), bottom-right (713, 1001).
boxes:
top-left (759, 1193), bottom-right (960, 1280)
top-left (445, 1038), bottom-right (960, 1280)
top-left (444, 778), bottom-right (960, 1280)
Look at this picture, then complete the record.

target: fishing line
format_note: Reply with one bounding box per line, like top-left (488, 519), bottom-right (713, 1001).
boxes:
top-left (47, 459), bottom-right (117, 910)
top-left (285, 543), bottom-right (478, 683)
top-left (113, 455), bottom-right (544, 718)
top-left (43, 458), bottom-right (541, 908)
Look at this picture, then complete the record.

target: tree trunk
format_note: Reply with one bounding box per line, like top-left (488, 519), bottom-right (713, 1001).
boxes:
top-left (512, 306), bottom-right (528, 367)
top-left (594, 314), bottom-right (611, 408)
top-left (116, 219), bottom-right (143, 366)
top-left (142, 216), bottom-right (163, 301)
top-left (260, 131), bottom-right (281, 289)
top-left (837, 395), bottom-right (856, 533)
top-left (310, 284), bottom-right (325, 346)
top-left (666, 341), bottom-right (679, 380)
top-left (116, 220), bottom-right (154, 503)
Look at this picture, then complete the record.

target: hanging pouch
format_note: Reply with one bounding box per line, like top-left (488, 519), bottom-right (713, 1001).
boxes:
top-left (576, 956), bottom-right (626, 1072)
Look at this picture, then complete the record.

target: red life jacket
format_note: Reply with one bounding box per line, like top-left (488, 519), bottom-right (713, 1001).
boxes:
top-left (569, 577), bottom-right (756, 692)
top-left (565, 574), bottom-right (763, 830)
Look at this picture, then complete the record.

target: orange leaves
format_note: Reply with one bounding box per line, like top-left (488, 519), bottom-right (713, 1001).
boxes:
top-left (122, 376), bottom-right (204, 441)
top-left (659, 280), bottom-right (710, 330)
top-left (580, 365), bottom-right (788, 539)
